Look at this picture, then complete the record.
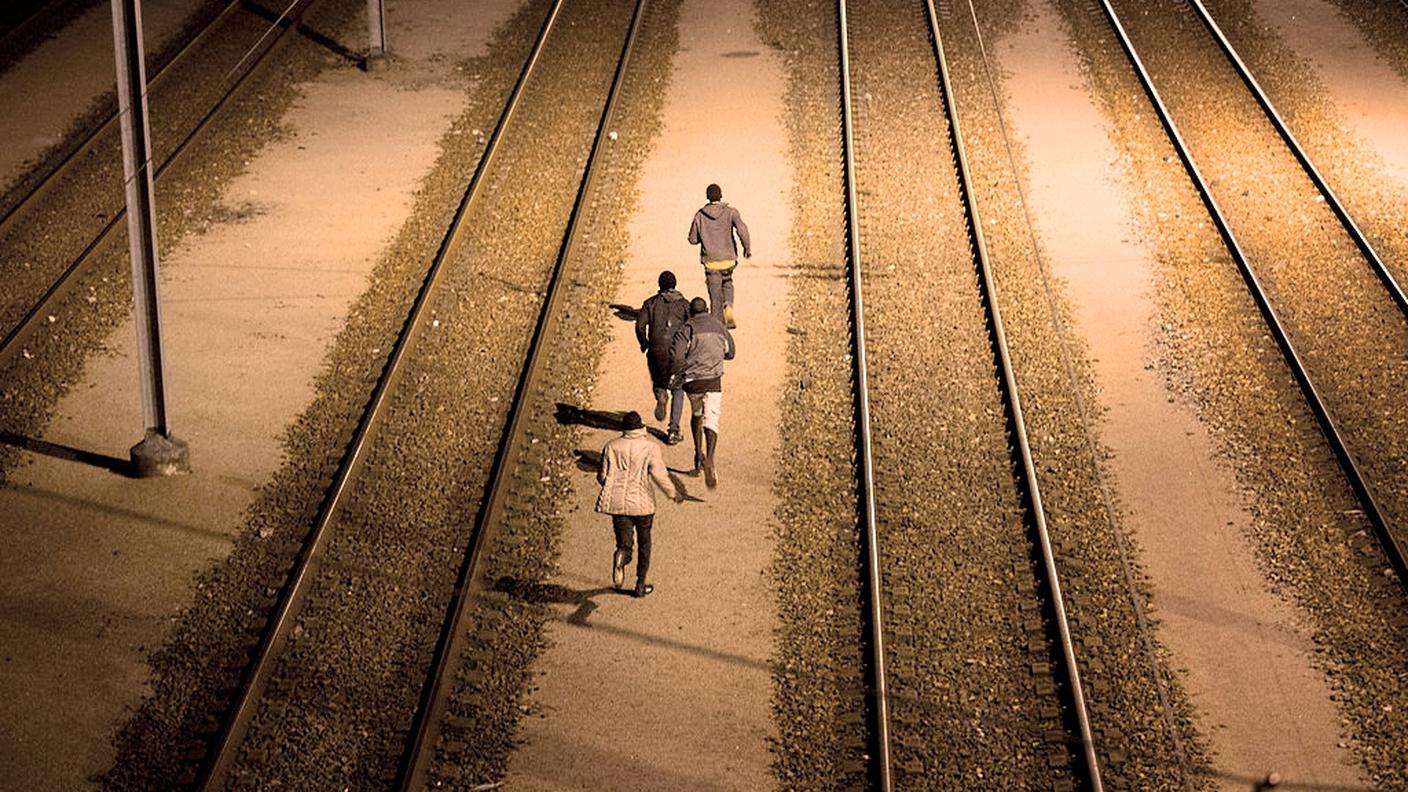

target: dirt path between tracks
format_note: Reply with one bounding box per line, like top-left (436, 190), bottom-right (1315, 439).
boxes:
top-left (502, 0), bottom-right (789, 787)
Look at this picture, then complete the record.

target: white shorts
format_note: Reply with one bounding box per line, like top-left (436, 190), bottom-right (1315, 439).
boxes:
top-left (687, 391), bottom-right (722, 432)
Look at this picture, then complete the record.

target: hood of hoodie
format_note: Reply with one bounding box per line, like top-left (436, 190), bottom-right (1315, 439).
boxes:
top-left (657, 288), bottom-right (685, 302)
top-left (699, 201), bottom-right (729, 220)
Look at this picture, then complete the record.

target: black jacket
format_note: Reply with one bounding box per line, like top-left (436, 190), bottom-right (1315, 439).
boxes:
top-left (636, 289), bottom-right (690, 353)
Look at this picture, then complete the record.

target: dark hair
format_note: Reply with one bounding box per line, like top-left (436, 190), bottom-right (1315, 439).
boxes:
top-left (706, 183), bottom-right (722, 202)
top-left (658, 270), bottom-right (676, 290)
top-left (690, 297), bottom-right (708, 315)
top-left (621, 411), bottom-right (643, 430)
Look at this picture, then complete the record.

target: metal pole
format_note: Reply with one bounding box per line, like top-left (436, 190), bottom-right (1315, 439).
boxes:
top-left (112, 0), bottom-right (189, 476)
top-left (364, 0), bottom-right (387, 69)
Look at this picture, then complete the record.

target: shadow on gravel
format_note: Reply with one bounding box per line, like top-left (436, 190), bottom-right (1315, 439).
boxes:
top-left (0, 430), bottom-right (132, 476)
top-left (493, 575), bottom-right (626, 626)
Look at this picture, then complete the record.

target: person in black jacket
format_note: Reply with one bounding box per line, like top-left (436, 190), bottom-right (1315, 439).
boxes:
top-left (635, 271), bottom-right (691, 444)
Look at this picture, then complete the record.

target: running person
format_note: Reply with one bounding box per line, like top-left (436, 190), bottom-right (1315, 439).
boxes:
top-left (687, 183), bottom-right (750, 329)
top-left (668, 297), bottom-right (735, 488)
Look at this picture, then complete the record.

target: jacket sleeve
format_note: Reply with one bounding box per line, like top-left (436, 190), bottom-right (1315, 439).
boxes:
top-left (687, 212), bottom-right (701, 245)
top-left (724, 328), bottom-right (736, 361)
top-left (648, 443), bottom-right (677, 499)
top-left (732, 209), bottom-right (751, 257)
top-left (669, 324), bottom-right (692, 375)
top-left (635, 297), bottom-right (651, 352)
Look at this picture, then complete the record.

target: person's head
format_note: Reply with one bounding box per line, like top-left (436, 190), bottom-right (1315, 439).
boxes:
top-left (705, 183), bottom-right (722, 202)
top-left (621, 411), bottom-right (643, 431)
top-left (690, 297), bottom-right (708, 315)
top-left (658, 270), bottom-right (676, 291)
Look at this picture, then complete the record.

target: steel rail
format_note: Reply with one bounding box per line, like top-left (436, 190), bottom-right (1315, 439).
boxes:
top-left (393, 0), bottom-right (647, 786)
top-left (835, 2), bottom-right (893, 789)
top-left (0, 0), bottom-right (244, 236)
top-left (0, 0), bottom-right (313, 372)
top-left (192, 1), bottom-right (571, 787)
top-left (1093, 0), bottom-right (1408, 592)
top-left (922, 1), bottom-right (1104, 788)
top-left (1187, 0), bottom-right (1408, 320)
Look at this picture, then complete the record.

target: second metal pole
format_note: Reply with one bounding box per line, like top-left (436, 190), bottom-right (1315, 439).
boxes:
top-left (112, 0), bottom-right (189, 476)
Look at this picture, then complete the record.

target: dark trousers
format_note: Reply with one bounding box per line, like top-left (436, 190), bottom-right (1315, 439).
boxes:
top-left (705, 264), bottom-right (735, 318)
top-left (612, 513), bottom-right (653, 584)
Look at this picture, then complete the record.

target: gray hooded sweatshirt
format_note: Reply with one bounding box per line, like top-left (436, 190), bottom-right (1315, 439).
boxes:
top-left (687, 201), bottom-right (751, 263)
top-left (669, 312), bottom-right (736, 392)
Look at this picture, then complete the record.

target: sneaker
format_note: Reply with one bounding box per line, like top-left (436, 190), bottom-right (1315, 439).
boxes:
top-left (666, 430), bottom-right (683, 445)
top-left (704, 459), bottom-right (717, 489)
top-left (612, 548), bottom-right (628, 589)
top-left (654, 390), bottom-right (668, 422)
top-left (634, 582), bottom-right (654, 598)
top-left (724, 305), bottom-right (737, 329)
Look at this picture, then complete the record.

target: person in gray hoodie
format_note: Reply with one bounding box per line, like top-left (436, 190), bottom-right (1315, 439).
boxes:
top-left (635, 270), bottom-right (690, 444)
top-left (668, 297), bottom-right (735, 488)
top-left (687, 183), bottom-right (751, 329)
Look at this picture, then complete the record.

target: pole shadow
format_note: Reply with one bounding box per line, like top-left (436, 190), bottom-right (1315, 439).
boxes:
top-left (242, 1), bottom-right (361, 65)
top-left (0, 431), bottom-right (132, 476)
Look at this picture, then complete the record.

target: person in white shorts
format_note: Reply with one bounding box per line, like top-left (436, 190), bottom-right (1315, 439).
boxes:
top-left (669, 297), bottom-right (735, 489)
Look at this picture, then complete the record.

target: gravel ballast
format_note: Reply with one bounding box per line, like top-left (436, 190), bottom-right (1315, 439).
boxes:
top-left (751, 0), bottom-right (870, 787)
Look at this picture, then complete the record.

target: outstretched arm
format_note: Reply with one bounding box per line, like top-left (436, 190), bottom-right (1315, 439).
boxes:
top-left (649, 444), bottom-right (680, 501)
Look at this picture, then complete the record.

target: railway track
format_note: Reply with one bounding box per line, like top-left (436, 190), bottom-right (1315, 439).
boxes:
top-left (394, 0), bottom-right (648, 784)
top-left (1091, 0), bottom-right (1408, 594)
top-left (0, 0), bottom-right (318, 370)
top-left (837, 0), bottom-right (1103, 788)
top-left (187, 0), bottom-right (651, 786)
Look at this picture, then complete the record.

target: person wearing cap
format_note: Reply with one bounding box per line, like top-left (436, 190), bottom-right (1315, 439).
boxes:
top-left (687, 183), bottom-right (751, 329)
top-left (596, 410), bottom-right (682, 598)
top-left (635, 270), bottom-right (690, 444)
top-left (668, 296), bottom-right (735, 488)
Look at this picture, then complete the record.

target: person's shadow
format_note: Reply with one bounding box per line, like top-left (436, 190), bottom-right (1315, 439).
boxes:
top-left (494, 575), bottom-right (626, 625)
top-left (555, 402), bottom-right (668, 443)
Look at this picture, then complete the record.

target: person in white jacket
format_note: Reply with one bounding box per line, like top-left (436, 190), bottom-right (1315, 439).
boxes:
top-left (596, 411), bottom-right (681, 597)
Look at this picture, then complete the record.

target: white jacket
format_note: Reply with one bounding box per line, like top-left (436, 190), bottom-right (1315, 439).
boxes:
top-left (595, 429), bottom-right (677, 516)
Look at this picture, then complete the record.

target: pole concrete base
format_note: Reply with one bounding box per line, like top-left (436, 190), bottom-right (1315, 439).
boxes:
top-left (130, 429), bottom-right (190, 477)
top-left (361, 51), bottom-right (389, 72)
